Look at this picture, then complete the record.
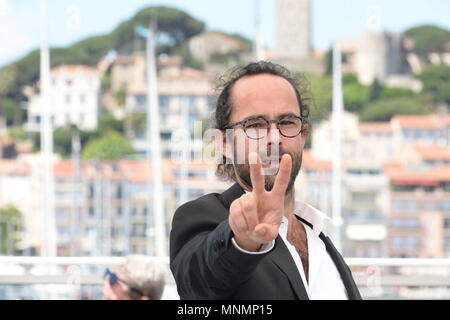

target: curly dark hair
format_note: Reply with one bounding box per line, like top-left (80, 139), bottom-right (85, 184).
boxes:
top-left (213, 61), bottom-right (313, 183)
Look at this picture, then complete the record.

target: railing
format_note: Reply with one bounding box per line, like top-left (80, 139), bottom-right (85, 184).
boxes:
top-left (1, 256), bottom-right (450, 300)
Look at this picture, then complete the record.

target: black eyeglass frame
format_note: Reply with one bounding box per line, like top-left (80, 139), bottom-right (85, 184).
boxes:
top-left (224, 115), bottom-right (308, 140)
top-left (103, 268), bottom-right (145, 298)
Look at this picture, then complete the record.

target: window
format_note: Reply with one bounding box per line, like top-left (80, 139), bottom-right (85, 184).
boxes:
top-left (132, 224), bottom-right (146, 237)
top-left (392, 200), bottom-right (403, 212)
top-left (423, 201), bottom-right (434, 211)
top-left (391, 218), bottom-right (419, 229)
top-left (406, 200), bottom-right (417, 212)
top-left (444, 237), bottom-right (450, 248)
top-left (442, 201), bottom-right (450, 212)
top-left (391, 236), bottom-right (419, 248)
top-left (352, 192), bottom-right (375, 204)
top-left (442, 183), bottom-right (450, 193)
top-left (116, 185), bottom-right (123, 198)
top-left (392, 185), bottom-right (417, 192)
top-left (88, 184), bottom-right (94, 198)
top-left (88, 207), bottom-right (95, 217)
top-left (444, 218), bottom-right (450, 229)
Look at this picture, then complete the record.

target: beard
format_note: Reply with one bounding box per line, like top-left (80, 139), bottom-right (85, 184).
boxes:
top-left (233, 149), bottom-right (303, 194)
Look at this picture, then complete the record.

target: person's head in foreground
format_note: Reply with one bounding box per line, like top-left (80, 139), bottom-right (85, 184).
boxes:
top-left (215, 60), bottom-right (311, 195)
top-left (103, 255), bottom-right (165, 300)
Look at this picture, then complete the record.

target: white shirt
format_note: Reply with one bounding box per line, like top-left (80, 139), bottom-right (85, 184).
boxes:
top-left (231, 200), bottom-right (348, 300)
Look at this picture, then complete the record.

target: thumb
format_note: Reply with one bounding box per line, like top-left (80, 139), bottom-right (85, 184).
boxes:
top-left (255, 226), bottom-right (266, 237)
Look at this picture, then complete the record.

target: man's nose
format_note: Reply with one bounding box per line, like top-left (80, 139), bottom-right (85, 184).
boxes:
top-left (266, 123), bottom-right (281, 145)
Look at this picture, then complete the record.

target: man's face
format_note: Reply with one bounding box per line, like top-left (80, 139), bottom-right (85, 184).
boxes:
top-left (226, 73), bottom-right (306, 193)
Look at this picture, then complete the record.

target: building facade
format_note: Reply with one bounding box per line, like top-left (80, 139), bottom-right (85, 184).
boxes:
top-left (26, 65), bottom-right (100, 131)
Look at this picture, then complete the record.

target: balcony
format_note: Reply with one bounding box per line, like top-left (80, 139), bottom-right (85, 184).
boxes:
top-left (1, 256), bottom-right (450, 300)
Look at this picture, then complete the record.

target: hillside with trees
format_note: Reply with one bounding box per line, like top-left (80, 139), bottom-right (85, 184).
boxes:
top-left (0, 5), bottom-right (448, 158)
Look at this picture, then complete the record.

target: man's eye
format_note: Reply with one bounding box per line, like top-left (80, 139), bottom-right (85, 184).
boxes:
top-left (280, 120), bottom-right (296, 126)
top-left (247, 122), bottom-right (263, 128)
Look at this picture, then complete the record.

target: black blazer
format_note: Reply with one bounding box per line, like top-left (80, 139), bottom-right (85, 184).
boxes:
top-left (170, 183), bottom-right (362, 300)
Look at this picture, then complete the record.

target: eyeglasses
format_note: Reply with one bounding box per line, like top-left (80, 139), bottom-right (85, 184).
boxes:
top-left (103, 268), bottom-right (144, 297)
top-left (225, 115), bottom-right (308, 140)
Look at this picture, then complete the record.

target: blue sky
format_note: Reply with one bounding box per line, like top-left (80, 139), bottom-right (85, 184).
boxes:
top-left (1, 0), bottom-right (449, 67)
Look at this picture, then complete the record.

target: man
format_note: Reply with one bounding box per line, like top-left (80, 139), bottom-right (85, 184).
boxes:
top-left (170, 61), bottom-right (361, 300)
top-left (103, 255), bottom-right (165, 300)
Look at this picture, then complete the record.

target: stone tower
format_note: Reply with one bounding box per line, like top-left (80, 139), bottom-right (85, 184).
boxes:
top-left (275, 0), bottom-right (311, 59)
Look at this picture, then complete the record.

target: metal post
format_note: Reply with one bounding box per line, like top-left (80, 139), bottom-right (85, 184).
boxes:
top-left (39, 0), bottom-right (57, 257)
top-left (145, 23), bottom-right (167, 257)
top-left (253, 0), bottom-right (265, 61)
top-left (332, 42), bottom-right (344, 252)
top-left (178, 96), bottom-right (189, 206)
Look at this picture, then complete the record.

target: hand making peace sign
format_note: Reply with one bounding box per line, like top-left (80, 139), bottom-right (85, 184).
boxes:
top-left (229, 152), bottom-right (293, 252)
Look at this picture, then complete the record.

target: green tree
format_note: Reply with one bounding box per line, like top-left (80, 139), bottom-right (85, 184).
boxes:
top-left (307, 73), bottom-right (332, 124)
top-left (98, 112), bottom-right (125, 134)
top-left (82, 130), bottom-right (135, 161)
top-left (380, 87), bottom-right (416, 99)
top-left (114, 85), bottom-right (128, 107)
top-left (369, 78), bottom-right (382, 102)
top-left (0, 205), bottom-right (23, 255)
top-left (53, 125), bottom-right (78, 158)
top-left (325, 48), bottom-right (348, 76)
top-left (112, 6), bottom-right (205, 54)
top-left (360, 97), bottom-right (430, 122)
top-left (344, 82), bottom-right (370, 113)
top-left (124, 112), bottom-right (146, 138)
top-left (404, 25), bottom-right (450, 55)
top-left (0, 6), bottom-right (205, 113)
top-left (0, 98), bottom-right (24, 127)
top-left (417, 65), bottom-right (450, 105)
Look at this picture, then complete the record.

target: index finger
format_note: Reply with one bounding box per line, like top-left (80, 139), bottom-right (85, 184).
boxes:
top-left (272, 153), bottom-right (292, 197)
top-left (249, 152), bottom-right (265, 195)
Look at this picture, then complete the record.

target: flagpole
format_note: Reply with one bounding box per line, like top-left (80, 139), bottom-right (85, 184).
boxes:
top-left (39, 0), bottom-right (57, 257)
top-left (145, 23), bottom-right (167, 257)
top-left (253, 0), bottom-right (265, 61)
top-left (332, 41), bottom-right (344, 252)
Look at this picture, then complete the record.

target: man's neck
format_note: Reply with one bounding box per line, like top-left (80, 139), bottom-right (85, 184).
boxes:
top-left (284, 188), bottom-right (295, 219)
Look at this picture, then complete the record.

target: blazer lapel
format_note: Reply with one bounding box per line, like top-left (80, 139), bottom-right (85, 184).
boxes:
top-left (319, 233), bottom-right (362, 300)
top-left (269, 237), bottom-right (310, 300)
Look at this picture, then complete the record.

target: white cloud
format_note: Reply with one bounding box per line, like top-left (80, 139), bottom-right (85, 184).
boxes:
top-left (0, 0), bottom-right (39, 67)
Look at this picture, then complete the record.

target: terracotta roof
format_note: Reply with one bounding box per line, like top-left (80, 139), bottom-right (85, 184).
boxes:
top-left (445, 116), bottom-right (450, 126)
top-left (53, 161), bottom-right (75, 178)
top-left (386, 164), bottom-right (450, 185)
top-left (413, 145), bottom-right (450, 161)
top-left (302, 150), bottom-right (332, 171)
top-left (53, 160), bottom-right (176, 183)
top-left (391, 115), bottom-right (440, 129)
top-left (0, 160), bottom-right (30, 176)
top-left (359, 122), bottom-right (392, 133)
top-left (52, 65), bottom-right (98, 75)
